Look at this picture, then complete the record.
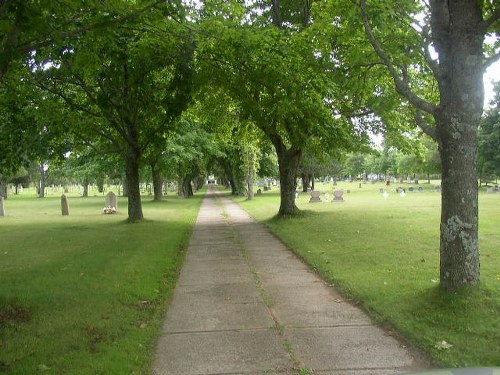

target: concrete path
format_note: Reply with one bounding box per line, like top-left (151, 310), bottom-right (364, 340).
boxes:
top-left (153, 186), bottom-right (428, 375)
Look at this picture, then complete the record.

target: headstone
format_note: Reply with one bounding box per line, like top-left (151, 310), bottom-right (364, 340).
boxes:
top-left (358, 183), bottom-right (362, 188)
top-left (494, 185), bottom-right (499, 192)
top-left (346, 189), bottom-right (351, 194)
top-left (104, 191), bottom-right (117, 214)
top-left (408, 186), bottom-right (414, 192)
top-left (263, 186), bottom-right (269, 191)
top-left (435, 185), bottom-right (441, 192)
top-left (486, 187), bottom-right (494, 194)
top-left (257, 189), bottom-right (262, 195)
top-left (309, 190), bottom-right (322, 203)
top-left (418, 186), bottom-right (424, 192)
top-left (0, 196), bottom-right (4, 216)
top-left (61, 194), bottom-right (69, 216)
top-left (333, 190), bottom-right (344, 202)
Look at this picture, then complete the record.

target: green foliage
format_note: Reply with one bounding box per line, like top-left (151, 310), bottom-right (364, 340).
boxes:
top-left (479, 86), bottom-right (500, 183)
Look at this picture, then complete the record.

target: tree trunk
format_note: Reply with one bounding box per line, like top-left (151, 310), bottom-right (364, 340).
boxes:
top-left (0, 180), bottom-right (7, 199)
top-left (182, 177), bottom-right (193, 198)
top-left (273, 138), bottom-right (302, 216)
top-left (431, 0), bottom-right (484, 290)
top-left (82, 183), bottom-right (89, 197)
top-left (246, 153), bottom-right (255, 200)
top-left (301, 173), bottom-right (308, 192)
top-left (125, 144), bottom-right (144, 222)
top-left (310, 173), bottom-right (315, 190)
top-left (151, 162), bottom-right (163, 201)
top-left (39, 163), bottom-right (45, 198)
top-left (229, 177), bottom-right (237, 195)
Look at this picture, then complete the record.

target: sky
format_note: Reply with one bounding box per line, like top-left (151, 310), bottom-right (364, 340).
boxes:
top-left (484, 61), bottom-right (499, 108)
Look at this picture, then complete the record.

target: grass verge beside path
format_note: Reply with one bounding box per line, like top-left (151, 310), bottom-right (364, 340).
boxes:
top-left (232, 182), bottom-right (500, 368)
top-left (0, 191), bottom-right (204, 374)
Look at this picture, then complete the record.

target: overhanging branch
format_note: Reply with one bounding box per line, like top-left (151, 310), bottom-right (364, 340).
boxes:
top-left (360, 0), bottom-right (437, 116)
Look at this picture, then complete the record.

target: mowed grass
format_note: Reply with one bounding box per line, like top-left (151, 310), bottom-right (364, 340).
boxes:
top-left (0, 190), bottom-right (203, 374)
top-left (233, 182), bottom-right (500, 367)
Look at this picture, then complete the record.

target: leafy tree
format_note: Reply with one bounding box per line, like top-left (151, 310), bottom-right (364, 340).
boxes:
top-left (357, 0), bottom-right (500, 290)
top-left (479, 85), bottom-right (500, 184)
top-left (197, 1), bottom-right (368, 215)
top-left (163, 118), bottom-right (221, 198)
top-left (35, 5), bottom-right (194, 221)
top-left (345, 153), bottom-right (367, 180)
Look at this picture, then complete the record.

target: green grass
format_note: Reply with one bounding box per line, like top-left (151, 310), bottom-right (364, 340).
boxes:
top-left (232, 181), bottom-right (500, 367)
top-left (0, 191), bottom-right (203, 374)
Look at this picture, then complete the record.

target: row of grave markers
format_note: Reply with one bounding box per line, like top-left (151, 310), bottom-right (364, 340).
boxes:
top-left (0, 192), bottom-right (118, 217)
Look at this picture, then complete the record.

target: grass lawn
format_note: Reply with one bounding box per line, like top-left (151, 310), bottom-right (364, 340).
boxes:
top-left (0, 190), bottom-right (203, 374)
top-left (232, 181), bottom-right (500, 368)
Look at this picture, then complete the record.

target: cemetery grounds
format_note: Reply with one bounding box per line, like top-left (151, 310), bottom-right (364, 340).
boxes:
top-left (0, 188), bottom-right (203, 374)
top-left (234, 181), bottom-right (500, 368)
top-left (1, 182), bottom-right (499, 373)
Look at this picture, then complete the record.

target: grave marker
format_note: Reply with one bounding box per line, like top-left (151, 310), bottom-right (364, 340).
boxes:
top-left (333, 190), bottom-right (344, 202)
top-left (61, 194), bottom-right (69, 216)
top-left (104, 191), bottom-right (117, 214)
top-left (0, 196), bottom-right (4, 216)
top-left (309, 190), bottom-right (322, 203)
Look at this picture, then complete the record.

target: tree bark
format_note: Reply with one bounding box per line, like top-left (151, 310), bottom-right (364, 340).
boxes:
top-left (151, 161), bottom-right (163, 201)
top-left (0, 180), bottom-right (7, 199)
top-left (273, 138), bottom-right (302, 216)
top-left (246, 151), bottom-right (255, 200)
top-left (301, 173), bottom-right (308, 192)
top-left (39, 163), bottom-right (45, 198)
top-left (430, 0), bottom-right (484, 289)
top-left (82, 183), bottom-right (89, 197)
top-left (182, 176), bottom-right (193, 198)
top-left (125, 143), bottom-right (144, 222)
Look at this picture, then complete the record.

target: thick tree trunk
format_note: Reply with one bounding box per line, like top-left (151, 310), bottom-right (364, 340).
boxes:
top-left (431, 0), bottom-right (484, 290)
top-left (151, 162), bottom-right (163, 201)
top-left (125, 144), bottom-right (144, 222)
top-left (273, 139), bottom-right (302, 216)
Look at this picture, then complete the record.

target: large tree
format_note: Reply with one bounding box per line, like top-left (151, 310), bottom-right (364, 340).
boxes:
top-left (355, 0), bottom-right (499, 290)
top-left (34, 6), bottom-right (194, 221)
top-left (197, 1), bottom-right (369, 215)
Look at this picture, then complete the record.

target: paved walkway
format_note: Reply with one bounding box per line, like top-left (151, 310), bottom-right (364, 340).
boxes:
top-left (153, 186), bottom-right (428, 375)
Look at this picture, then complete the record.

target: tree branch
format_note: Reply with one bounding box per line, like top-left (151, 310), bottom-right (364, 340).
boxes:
top-left (415, 110), bottom-right (437, 141)
top-left (482, 8), bottom-right (500, 32)
top-left (420, 24), bottom-right (442, 79)
top-left (484, 50), bottom-right (500, 69)
top-left (359, 0), bottom-right (437, 115)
